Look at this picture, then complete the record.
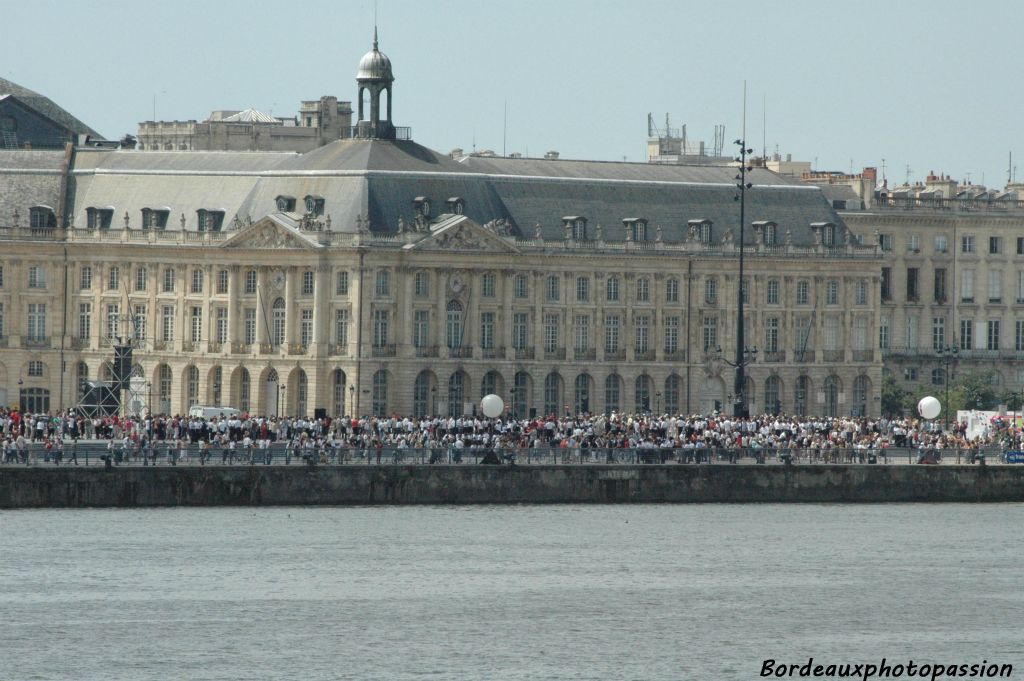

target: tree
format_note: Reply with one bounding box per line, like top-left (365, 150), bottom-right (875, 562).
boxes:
top-left (950, 369), bottom-right (998, 413)
top-left (881, 373), bottom-right (908, 417)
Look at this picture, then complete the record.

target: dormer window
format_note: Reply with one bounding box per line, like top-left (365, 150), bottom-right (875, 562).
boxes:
top-left (446, 197), bottom-right (465, 215)
top-left (562, 216), bottom-right (587, 240)
top-left (140, 207), bottom-right (169, 230)
top-left (624, 218), bottom-right (648, 241)
top-left (196, 209), bottom-right (225, 232)
top-left (754, 220), bottom-right (778, 246)
top-left (86, 207), bottom-right (114, 230)
top-left (29, 206), bottom-right (56, 229)
top-left (822, 222), bottom-right (837, 246)
top-left (276, 195), bottom-right (296, 212)
top-left (304, 195), bottom-right (325, 216)
top-left (413, 196), bottom-right (431, 218)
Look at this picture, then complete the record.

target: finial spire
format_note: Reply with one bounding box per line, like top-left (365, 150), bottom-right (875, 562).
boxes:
top-left (373, 24), bottom-right (378, 50)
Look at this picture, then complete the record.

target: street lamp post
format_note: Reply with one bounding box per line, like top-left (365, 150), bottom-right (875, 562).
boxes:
top-left (279, 383), bottom-right (286, 417)
top-left (733, 137), bottom-right (754, 418)
top-left (348, 384), bottom-right (354, 417)
top-left (715, 345), bottom-right (758, 414)
top-left (936, 345), bottom-right (958, 431)
top-left (655, 391), bottom-right (661, 416)
top-left (431, 386), bottom-right (437, 417)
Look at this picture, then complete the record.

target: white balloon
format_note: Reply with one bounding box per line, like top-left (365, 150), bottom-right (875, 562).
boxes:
top-left (917, 395), bottom-right (941, 420)
top-left (481, 394), bottom-right (504, 418)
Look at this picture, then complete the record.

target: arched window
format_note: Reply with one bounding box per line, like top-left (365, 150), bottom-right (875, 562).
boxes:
top-left (795, 376), bottom-right (810, 416)
top-left (574, 374), bottom-right (591, 414)
top-left (544, 372), bottom-right (562, 416)
top-left (445, 300), bottom-right (464, 349)
top-left (664, 374), bottom-right (680, 415)
top-left (158, 364), bottom-right (173, 414)
top-left (332, 369), bottom-right (346, 417)
top-left (209, 366), bottom-right (222, 405)
top-left (480, 371), bottom-right (500, 399)
top-left (824, 375), bottom-right (840, 417)
top-left (605, 374), bottom-right (622, 414)
top-left (19, 388), bottom-right (50, 414)
top-left (372, 370), bottom-right (388, 416)
top-left (634, 375), bottom-right (651, 413)
top-left (448, 371), bottom-right (466, 416)
top-left (413, 371), bottom-right (431, 418)
top-left (853, 375), bottom-right (870, 417)
top-left (765, 375), bottom-right (782, 414)
top-left (513, 371), bottom-right (530, 419)
top-left (272, 298), bottom-right (286, 346)
top-left (77, 362), bottom-right (89, 399)
top-left (186, 366), bottom-right (199, 407)
top-left (295, 370), bottom-right (308, 416)
top-left (239, 368), bottom-right (251, 413)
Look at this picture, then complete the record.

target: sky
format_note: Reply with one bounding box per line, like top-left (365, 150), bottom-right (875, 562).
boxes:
top-left (6, 0), bottom-right (1024, 188)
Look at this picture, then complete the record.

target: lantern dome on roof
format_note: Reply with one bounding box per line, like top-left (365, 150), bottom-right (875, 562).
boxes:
top-left (357, 28), bottom-right (393, 82)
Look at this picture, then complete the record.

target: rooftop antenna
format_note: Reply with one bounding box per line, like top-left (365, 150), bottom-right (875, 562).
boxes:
top-left (762, 92), bottom-right (766, 159)
top-left (881, 158), bottom-right (887, 184)
top-left (1009, 151), bottom-right (1013, 186)
top-left (905, 164), bottom-right (912, 184)
top-left (503, 100), bottom-right (507, 157)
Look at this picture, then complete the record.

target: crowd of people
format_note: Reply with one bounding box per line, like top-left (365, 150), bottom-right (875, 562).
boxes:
top-left (0, 406), bottom-right (1018, 466)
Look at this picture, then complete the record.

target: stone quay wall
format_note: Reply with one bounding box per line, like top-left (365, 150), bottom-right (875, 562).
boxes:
top-left (2, 465), bottom-right (1024, 508)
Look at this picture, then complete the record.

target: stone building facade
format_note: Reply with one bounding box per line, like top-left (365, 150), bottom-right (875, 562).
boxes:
top-left (0, 37), bottom-right (883, 418)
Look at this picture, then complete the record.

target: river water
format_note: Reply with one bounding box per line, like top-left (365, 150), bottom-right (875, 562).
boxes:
top-left (2, 505), bottom-right (1022, 680)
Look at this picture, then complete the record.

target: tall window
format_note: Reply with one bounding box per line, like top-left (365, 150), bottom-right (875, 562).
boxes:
top-left (796, 280), bottom-right (810, 305)
top-left (604, 314), bottom-right (620, 353)
top-left (78, 303), bottom-right (91, 340)
top-left (879, 316), bottom-right (890, 350)
top-left (765, 317), bottom-right (779, 353)
top-left (300, 309), bottom-right (313, 347)
top-left (414, 272), bottom-right (430, 297)
top-left (27, 303), bottom-right (46, 339)
top-left (826, 280), bottom-right (839, 305)
top-left (163, 268), bottom-right (175, 293)
top-left (666, 278), bottom-right (679, 303)
top-left (514, 274), bottom-right (528, 299)
top-left (375, 270), bottom-right (390, 297)
top-left (161, 306), bottom-right (175, 342)
top-left (373, 309), bottom-right (389, 347)
top-left (80, 266), bottom-right (92, 290)
top-left (512, 313), bottom-right (529, 349)
top-left (543, 373), bottom-right (562, 416)
top-left (702, 315), bottom-right (717, 351)
top-left (217, 270), bottom-right (229, 294)
top-left (546, 275), bottom-right (560, 301)
top-left (543, 313), bottom-right (559, 352)
top-left (272, 299), bottom-right (285, 346)
top-left (413, 310), bottom-right (429, 348)
top-left (905, 315), bottom-right (919, 350)
top-left (990, 236), bottom-right (1002, 254)
top-left (1016, 320), bottom-right (1024, 352)
top-left (705, 278), bottom-right (718, 304)
top-left (133, 305), bottom-right (147, 341)
top-left (989, 271), bottom-right (1003, 303)
top-left (104, 304), bottom-right (119, 341)
top-left (853, 316), bottom-right (868, 351)
top-left (190, 306), bottom-right (202, 343)
top-left (606, 276), bottom-right (620, 302)
top-left (480, 312), bottom-right (495, 349)
top-left (413, 372), bottom-right (429, 418)
top-left (135, 266), bottom-right (147, 292)
top-left (906, 268), bottom-right (919, 301)
top-left (336, 271), bottom-right (349, 295)
top-left (988, 320), bottom-right (1001, 351)
top-left (239, 368), bottom-right (251, 413)
top-left (932, 317), bottom-right (945, 350)
top-left (191, 269), bottom-right (203, 294)
top-left (28, 266), bottom-right (46, 289)
top-left (636, 278), bottom-right (650, 302)
top-left (960, 319), bottom-right (973, 350)
top-left (244, 308), bottom-right (256, 345)
top-left (824, 316), bottom-right (839, 352)
top-left (855, 280), bottom-right (868, 305)
top-left (665, 374), bottom-right (680, 414)
top-left (664, 316), bottom-right (679, 354)
top-left (960, 269), bottom-right (975, 302)
top-left (634, 314), bottom-right (649, 353)
top-left (766, 279), bottom-right (780, 305)
top-left (335, 309), bottom-right (349, 347)
top-left (574, 314), bottom-right (590, 351)
top-left (764, 376), bottom-right (781, 414)
top-left (187, 366), bottom-right (199, 407)
top-left (107, 266), bottom-right (119, 291)
top-left (245, 270), bottom-right (257, 294)
top-left (634, 375), bottom-right (651, 413)
top-left (962, 235), bottom-right (975, 253)
top-left (301, 271), bottom-right (315, 295)
top-left (881, 269), bottom-right (891, 301)
top-left (215, 308), bottom-right (227, 343)
top-left (576, 277), bottom-right (589, 302)
top-left (446, 301), bottom-right (464, 348)
top-left (482, 273), bottom-right (495, 298)
top-left (933, 269), bottom-right (946, 302)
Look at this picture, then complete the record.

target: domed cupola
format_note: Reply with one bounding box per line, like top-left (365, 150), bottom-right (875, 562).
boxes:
top-left (355, 28), bottom-right (396, 139)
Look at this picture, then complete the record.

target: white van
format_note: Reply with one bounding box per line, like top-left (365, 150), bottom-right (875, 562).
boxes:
top-left (188, 405), bottom-right (241, 420)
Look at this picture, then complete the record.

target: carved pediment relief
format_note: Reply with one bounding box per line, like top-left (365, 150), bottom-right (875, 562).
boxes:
top-left (404, 216), bottom-right (520, 254)
top-left (222, 218), bottom-right (320, 250)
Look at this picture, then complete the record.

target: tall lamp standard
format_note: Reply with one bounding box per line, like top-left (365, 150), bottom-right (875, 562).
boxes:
top-left (733, 137), bottom-right (754, 418)
top-left (279, 383), bottom-right (286, 417)
top-left (936, 345), bottom-right (958, 431)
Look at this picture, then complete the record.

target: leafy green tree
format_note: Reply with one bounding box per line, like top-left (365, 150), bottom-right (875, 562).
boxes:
top-left (881, 373), bottom-right (908, 417)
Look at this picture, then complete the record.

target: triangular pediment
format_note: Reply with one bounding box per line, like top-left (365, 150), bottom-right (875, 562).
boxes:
top-left (403, 215), bottom-right (520, 253)
top-left (221, 216), bottom-right (322, 250)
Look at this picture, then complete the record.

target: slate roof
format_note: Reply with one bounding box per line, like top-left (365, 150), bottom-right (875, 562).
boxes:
top-left (0, 149), bottom-right (66, 226)
top-left (0, 77), bottom-right (102, 138)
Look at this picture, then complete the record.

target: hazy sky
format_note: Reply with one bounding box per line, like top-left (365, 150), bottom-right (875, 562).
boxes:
top-left (7, 0), bottom-right (1023, 187)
